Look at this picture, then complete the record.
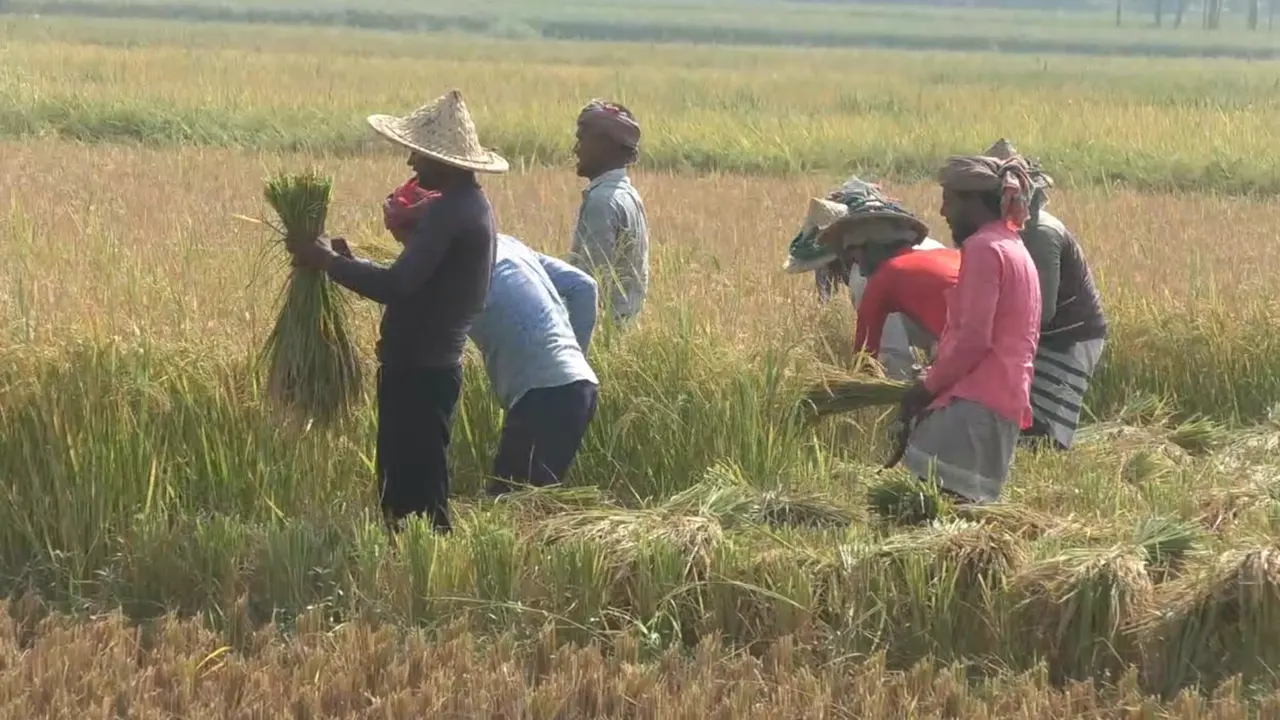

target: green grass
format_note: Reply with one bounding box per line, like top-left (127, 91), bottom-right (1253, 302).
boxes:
top-left (3, 17), bottom-right (1280, 194)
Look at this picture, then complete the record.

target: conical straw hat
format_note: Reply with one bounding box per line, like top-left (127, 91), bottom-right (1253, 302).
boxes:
top-left (366, 90), bottom-right (509, 174)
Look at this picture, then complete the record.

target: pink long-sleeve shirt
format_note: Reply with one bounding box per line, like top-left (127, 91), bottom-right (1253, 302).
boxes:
top-left (922, 220), bottom-right (1042, 428)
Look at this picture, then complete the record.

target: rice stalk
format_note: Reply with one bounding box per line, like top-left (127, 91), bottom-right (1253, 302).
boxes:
top-left (1010, 546), bottom-right (1153, 683)
top-left (255, 171), bottom-right (363, 428)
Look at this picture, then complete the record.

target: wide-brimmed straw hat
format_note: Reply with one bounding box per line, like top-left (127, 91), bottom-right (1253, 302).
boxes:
top-left (366, 90), bottom-right (509, 174)
top-left (782, 197), bottom-right (850, 273)
top-left (814, 194), bottom-right (930, 252)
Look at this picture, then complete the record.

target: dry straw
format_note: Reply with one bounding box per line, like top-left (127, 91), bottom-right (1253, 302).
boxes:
top-left (250, 171), bottom-right (364, 427)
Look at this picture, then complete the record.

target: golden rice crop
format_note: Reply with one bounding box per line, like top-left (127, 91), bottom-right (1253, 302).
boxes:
top-left (254, 171), bottom-right (364, 427)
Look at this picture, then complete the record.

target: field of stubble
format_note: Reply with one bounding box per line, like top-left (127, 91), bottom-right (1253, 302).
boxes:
top-left (4, 14), bottom-right (1280, 718)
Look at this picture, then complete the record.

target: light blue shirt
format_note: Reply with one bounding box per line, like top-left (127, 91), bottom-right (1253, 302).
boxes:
top-left (568, 168), bottom-right (649, 321)
top-left (467, 234), bottom-right (599, 409)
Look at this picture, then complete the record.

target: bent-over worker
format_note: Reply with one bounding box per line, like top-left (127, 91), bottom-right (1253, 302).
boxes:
top-left (785, 176), bottom-right (951, 379)
top-left (812, 181), bottom-right (960, 376)
top-left (469, 234), bottom-right (601, 497)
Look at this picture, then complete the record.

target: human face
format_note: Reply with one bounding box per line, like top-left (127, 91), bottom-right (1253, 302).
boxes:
top-left (940, 187), bottom-right (982, 246)
top-left (573, 125), bottom-right (618, 180)
top-left (408, 152), bottom-right (450, 190)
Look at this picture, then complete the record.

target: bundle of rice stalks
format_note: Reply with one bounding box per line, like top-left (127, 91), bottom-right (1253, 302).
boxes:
top-left (250, 172), bottom-right (363, 427)
top-left (1134, 546), bottom-right (1280, 697)
top-left (1167, 417), bottom-right (1232, 457)
top-left (867, 474), bottom-right (947, 526)
top-left (1121, 447), bottom-right (1181, 485)
top-left (535, 509), bottom-right (724, 575)
top-left (491, 484), bottom-right (617, 523)
top-left (756, 490), bottom-right (857, 530)
top-left (953, 503), bottom-right (1075, 541)
top-left (857, 520), bottom-right (1026, 659)
top-left (1010, 546), bottom-right (1153, 683)
top-left (1131, 516), bottom-right (1201, 578)
top-left (877, 518), bottom-right (1027, 590)
top-left (797, 374), bottom-right (910, 423)
top-left (662, 461), bottom-right (858, 530)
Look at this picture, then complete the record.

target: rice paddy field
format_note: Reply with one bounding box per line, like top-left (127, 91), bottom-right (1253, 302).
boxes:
top-left (5, 6), bottom-right (1280, 716)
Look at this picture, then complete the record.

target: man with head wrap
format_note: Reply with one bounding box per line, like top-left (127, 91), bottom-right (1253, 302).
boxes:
top-left (891, 154), bottom-right (1042, 505)
top-left (984, 139), bottom-right (1107, 452)
top-left (784, 176), bottom-right (951, 380)
top-left (567, 99), bottom-right (649, 324)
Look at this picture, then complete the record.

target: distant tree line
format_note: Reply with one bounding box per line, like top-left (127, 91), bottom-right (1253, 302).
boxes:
top-left (793, 0), bottom-right (1275, 29)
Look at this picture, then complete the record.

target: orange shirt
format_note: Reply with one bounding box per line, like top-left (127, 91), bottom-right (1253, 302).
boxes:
top-left (853, 248), bottom-right (962, 359)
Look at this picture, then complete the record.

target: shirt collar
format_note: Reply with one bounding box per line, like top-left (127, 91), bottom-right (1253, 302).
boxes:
top-left (584, 167), bottom-right (629, 195)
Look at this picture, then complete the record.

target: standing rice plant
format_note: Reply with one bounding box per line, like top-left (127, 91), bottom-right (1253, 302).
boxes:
top-left (253, 172), bottom-right (364, 428)
top-left (1135, 546), bottom-right (1280, 698)
top-left (1009, 546), bottom-right (1153, 684)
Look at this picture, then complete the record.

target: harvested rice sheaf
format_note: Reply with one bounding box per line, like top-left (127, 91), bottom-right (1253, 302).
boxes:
top-left (1010, 546), bottom-right (1153, 683)
top-left (798, 375), bottom-right (910, 422)
top-left (256, 172), bottom-right (364, 427)
top-left (1131, 515), bottom-right (1201, 577)
top-left (867, 474), bottom-right (947, 526)
top-left (1135, 546), bottom-right (1280, 697)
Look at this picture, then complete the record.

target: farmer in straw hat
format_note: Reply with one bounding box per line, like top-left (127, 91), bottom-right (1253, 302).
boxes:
top-left (785, 176), bottom-right (951, 380)
top-left (812, 181), bottom-right (961, 378)
top-left (469, 234), bottom-right (601, 497)
top-left (892, 153), bottom-right (1042, 504)
top-left (568, 99), bottom-right (650, 324)
top-left (985, 139), bottom-right (1107, 451)
top-left (285, 89), bottom-right (506, 535)
top-left (788, 176), bottom-right (948, 304)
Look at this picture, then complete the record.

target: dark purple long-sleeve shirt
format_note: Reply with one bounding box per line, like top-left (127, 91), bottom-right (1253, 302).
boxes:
top-left (327, 182), bottom-right (497, 369)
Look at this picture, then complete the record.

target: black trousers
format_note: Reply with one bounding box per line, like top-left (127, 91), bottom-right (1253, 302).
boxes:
top-left (376, 364), bottom-right (462, 532)
top-left (490, 380), bottom-right (598, 493)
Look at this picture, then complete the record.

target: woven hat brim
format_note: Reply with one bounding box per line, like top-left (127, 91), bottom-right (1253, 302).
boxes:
top-left (815, 211), bottom-right (930, 250)
top-left (367, 114), bottom-right (510, 174)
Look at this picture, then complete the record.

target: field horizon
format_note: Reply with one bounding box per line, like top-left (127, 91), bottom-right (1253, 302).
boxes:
top-left (5, 10), bottom-right (1280, 717)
